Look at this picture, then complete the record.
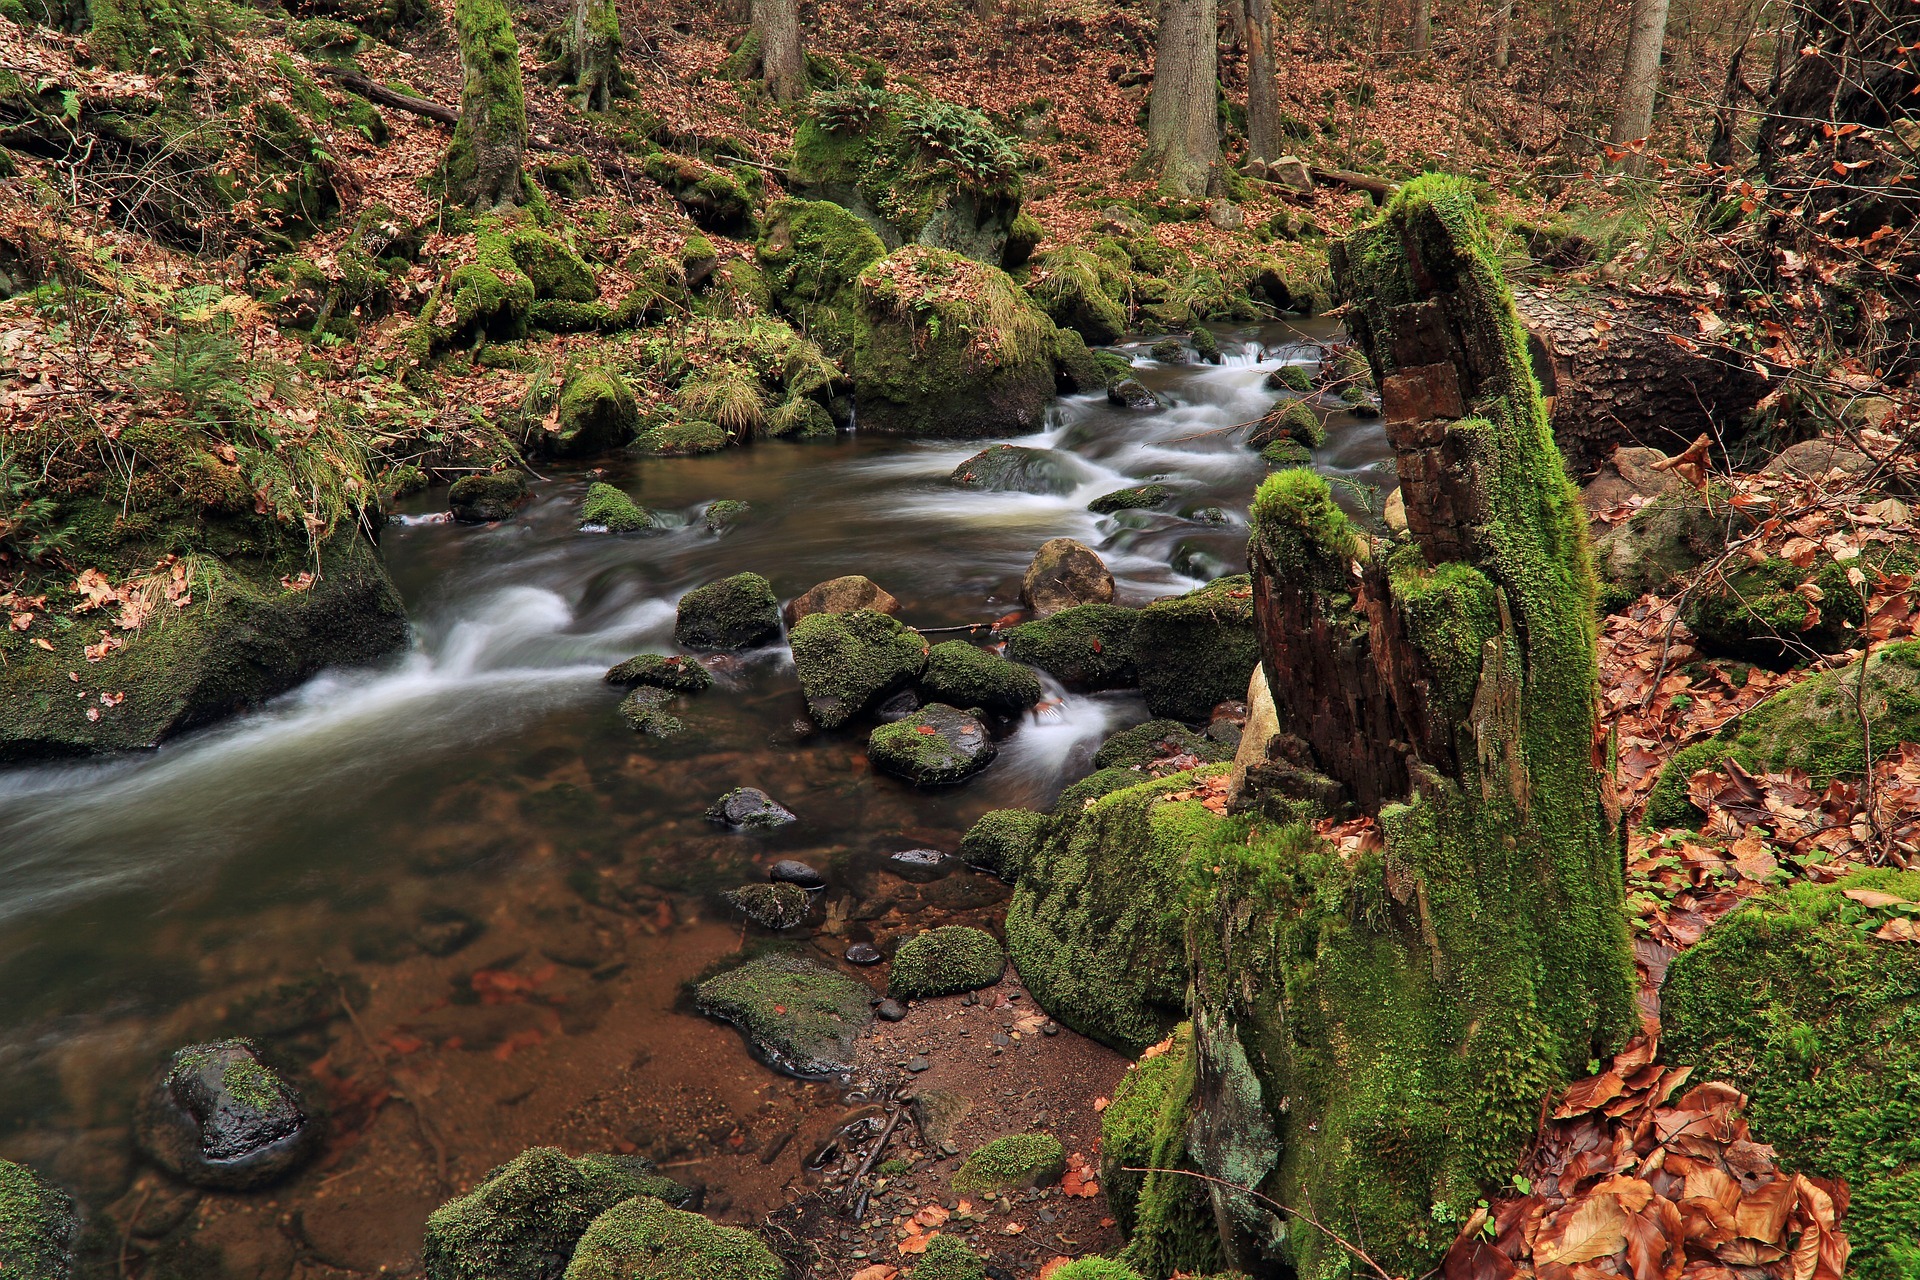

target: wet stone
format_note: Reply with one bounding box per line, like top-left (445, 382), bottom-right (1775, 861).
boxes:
top-left (705, 787), bottom-right (796, 830)
top-left (768, 859), bottom-right (827, 889)
top-left (1107, 378), bottom-right (1160, 410)
top-left (867, 705), bottom-right (997, 787)
top-left (844, 942), bottom-right (884, 966)
top-left (907, 1057), bottom-right (931, 1073)
top-left (875, 690), bottom-right (921, 723)
top-left (722, 882), bottom-right (811, 930)
top-left (133, 1039), bottom-right (320, 1190)
top-left (875, 999), bottom-right (908, 1022)
top-left (887, 849), bottom-right (951, 881)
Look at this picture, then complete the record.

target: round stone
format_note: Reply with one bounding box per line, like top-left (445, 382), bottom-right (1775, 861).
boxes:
top-left (844, 942), bottom-right (884, 966)
top-left (768, 859), bottom-right (827, 889)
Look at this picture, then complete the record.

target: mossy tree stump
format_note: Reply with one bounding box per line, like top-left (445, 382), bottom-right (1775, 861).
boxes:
top-left (445, 0), bottom-right (529, 208)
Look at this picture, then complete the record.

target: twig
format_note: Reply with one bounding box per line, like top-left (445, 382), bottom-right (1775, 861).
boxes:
top-left (1119, 1166), bottom-right (1397, 1280)
top-left (844, 1106), bottom-right (906, 1221)
top-left (916, 621), bottom-right (997, 634)
top-left (117, 1182), bottom-right (154, 1280)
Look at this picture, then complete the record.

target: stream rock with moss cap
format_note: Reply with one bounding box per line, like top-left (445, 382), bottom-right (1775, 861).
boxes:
top-left (674, 573), bottom-right (781, 650)
top-left (1022, 538), bottom-right (1115, 615)
top-left (784, 575), bottom-right (900, 626)
top-left (1002, 603), bottom-right (1139, 690)
top-left (958, 808), bottom-right (1050, 880)
top-left (133, 1038), bottom-right (321, 1190)
top-left (920, 641), bottom-right (1042, 715)
top-left (547, 365), bottom-right (639, 457)
top-left (951, 1133), bottom-right (1065, 1198)
top-left (1093, 719), bottom-right (1235, 770)
top-left (704, 787), bottom-right (796, 829)
top-left (580, 482), bottom-right (650, 533)
top-left (789, 608), bottom-right (928, 728)
top-left (755, 199), bottom-right (888, 358)
top-left (1247, 398), bottom-right (1325, 450)
top-left (421, 1147), bottom-right (694, 1280)
top-left (450, 471), bottom-right (531, 523)
top-left (0, 1160), bottom-right (78, 1280)
top-left (694, 951), bottom-right (874, 1077)
top-left (868, 704), bottom-right (997, 785)
top-left (950, 445), bottom-right (1078, 496)
top-left (1133, 575), bottom-right (1259, 723)
top-left (1265, 364), bottom-right (1313, 392)
top-left (561, 1195), bottom-right (784, 1280)
top-left (722, 882), bottom-right (811, 930)
top-left (888, 925), bottom-right (1006, 998)
top-left (1107, 378), bottom-right (1159, 410)
top-left (703, 500), bottom-right (751, 531)
top-left (1089, 484), bottom-right (1170, 514)
top-left (605, 653), bottom-right (712, 693)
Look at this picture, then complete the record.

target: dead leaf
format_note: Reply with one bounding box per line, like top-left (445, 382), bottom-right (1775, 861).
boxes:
top-left (1534, 1194), bottom-right (1629, 1266)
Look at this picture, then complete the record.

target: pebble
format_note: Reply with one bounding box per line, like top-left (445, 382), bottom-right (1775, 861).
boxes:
top-left (907, 1056), bottom-right (930, 1072)
top-left (769, 859), bottom-right (827, 889)
top-left (844, 942), bottom-right (884, 965)
top-left (990, 1032), bottom-right (1011, 1047)
top-left (1041, 1020), bottom-right (1058, 1035)
top-left (875, 999), bottom-right (908, 1022)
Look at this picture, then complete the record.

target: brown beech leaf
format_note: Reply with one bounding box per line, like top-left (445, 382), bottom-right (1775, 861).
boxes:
top-left (1734, 1176), bottom-right (1799, 1243)
top-left (1534, 1194), bottom-right (1630, 1267)
top-left (1555, 1070), bottom-right (1626, 1118)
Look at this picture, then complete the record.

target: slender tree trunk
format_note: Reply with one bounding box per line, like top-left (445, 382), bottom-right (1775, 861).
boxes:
top-left (1409, 0), bottom-right (1431, 55)
top-left (568, 0), bottom-right (623, 111)
top-left (1142, 0), bottom-right (1220, 196)
top-left (1609, 0), bottom-right (1671, 173)
top-left (753, 0), bottom-right (806, 103)
top-left (1492, 0), bottom-right (1513, 67)
top-left (446, 0), bottom-right (528, 208)
top-left (1243, 0), bottom-right (1280, 163)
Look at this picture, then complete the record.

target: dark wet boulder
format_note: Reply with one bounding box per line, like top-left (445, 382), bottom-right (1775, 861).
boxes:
top-left (722, 882), bottom-right (811, 930)
top-left (1149, 338), bottom-right (1187, 364)
top-left (920, 641), bottom-right (1042, 715)
top-left (844, 941), bottom-right (884, 965)
top-left (1093, 719), bottom-right (1235, 770)
top-left (887, 848), bottom-right (952, 881)
top-left (1190, 328), bottom-right (1222, 365)
top-left (579, 482), bottom-right (651, 533)
top-left (705, 787), bottom-right (796, 830)
top-left (958, 808), bottom-right (1049, 880)
top-left (1106, 378), bottom-right (1159, 410)
top-left (0, 1160), bottom-right (78, 1280)
top-left (422, 1147), bottom-right (693, 1280)
top-left (604, 653), bottom-right (712, 692)
top-left (1002, 604), bottom-right (1139, 690)
top-left (562, 1195), bottom-right (784, 1280)
top-left (674, 573), bottom-right (782, 650)
top-left (1088, 484), bottom-right (1170, 514)
top-left (789, 608), bottom-right (928, 729)
top-left (132, 1039), bottom-right (321, 1190)
top-left (875, 689), bottom-right (922, 722)
top-left (450, 472), bottom-right (530, 523)
top-left (1134, 575), bottom-right (1259, 723)
top-left (950, 445), bottom-right (1079, 496)
top-left (768, 859), bottom-right (826, 889)
top-left (617, 687), bottom-right (684, 738)
top-left (875, 998), bottom-right (908, 1021)
top-left (703, 500), bottom-right (751, 532)
top-left (694, 952), bottom-right (875, 1077)
top-left (783, 575), bottom-right (901, 626)
top-left (868, 704), bottom-right (997, 785)
top-left (1048, 325), bottom-right (1108, 394)
top-left (889, 926), bottom-right (1006, 999)
top-left (1021, 537), bottom-right (1114, 615)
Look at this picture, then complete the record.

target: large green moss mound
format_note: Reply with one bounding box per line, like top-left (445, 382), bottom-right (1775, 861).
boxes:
top-left (920, 640), bottom-right (1042, 715)
top-left (581, 482), bottom-right (651, 532)
top-left (674, 574), bottom-right (782, 650)
top-left (1133, 576), bottom-right (1259, 723)
top-left (562, 1196), bottom-right (783, 1280)
top-left (1002, 604), bottom-right (1139, 690)
top-left (550, 365), bottom-right (639, 457)
top-left (1099, 1024), bottom-right (1220, 1277)
top-left (1663, 869), bottom-right (1920, 1280)
top-left (957, 808), bottom-right (1049, 880)
top-left (756, 199), bottom-right (887, 358)
top-left (789, 608), bottom-right (928, 728)
top-left (1684, 555), bottom-right (1865, 666)
top-left (888, 926), bottom-right (1005, 998)
top-left (1093, 720), bottom-right (1234, 770)
top-left (0, 1160), bottom-right (77, 1280)
top-left (908, 1234), bottom-right (986, 1280)
top-left (951, 1133), bottom-right (1065, 1198)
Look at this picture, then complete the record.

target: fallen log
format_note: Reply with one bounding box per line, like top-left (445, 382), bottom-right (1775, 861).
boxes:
top-left (312, 65), bottom-right (458, 126)
top-left (1308, 165), bottom-right (1395, 203)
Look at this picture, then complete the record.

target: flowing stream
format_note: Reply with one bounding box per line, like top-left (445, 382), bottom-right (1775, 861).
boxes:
top-left (0, 319), bottom-right (1388, 1214)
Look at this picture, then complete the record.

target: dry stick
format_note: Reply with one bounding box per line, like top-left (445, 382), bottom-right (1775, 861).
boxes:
top-left (117, 1182), bottom-right (154, 1280)
top-left (1118, 1166), bottom-right (1396, 1280)
top-left (844, 1106), bottom-right (906, 1221)
top-left (335, 986), bottom-right (452, 1189)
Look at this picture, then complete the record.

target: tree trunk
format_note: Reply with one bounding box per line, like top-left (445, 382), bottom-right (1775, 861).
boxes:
top-left (1242, 0), bottom-right (1280, 164)
top-left (445, 0), bottom-right (528, 208)
top-left (1608, 0), bottom-right (1671, 174)
top-left (1141, 0), bottom-right (1219, 196)
top-left (1408, 0), bottom-right (1431, 55)
top-left (1511, 284), bottom-right (1770, 476)
top-left (753, 0), bottom-right (807, 104)
top-left (567, 0), bottom-right (623, 111)
top-left (1492, 0), bottom-right (1513, 67)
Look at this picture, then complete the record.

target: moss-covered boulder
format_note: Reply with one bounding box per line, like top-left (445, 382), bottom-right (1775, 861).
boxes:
top-left (950, 445), bottom-right (1079, 495)
top-left (1089, 485), bottom-right (1170, 514)
top-left (674, 573), bottom-right (781, 650)
top-left (450, 471), bottom-right (530, 522)
top-left (0, 1160), bottom-right (78, 1280)
top-left (637, 420), bottom-right (730, 456)
top-left (1133, 576), bottom-right (1259, 723)
top-left (957, 808), bottom-right (1049, 880)
top-left (868, 703), bottom-right (997, 785)
top-left (562, 1195), bottom-right (784, 1280)
top-left (1049, 325), bottom-right (1109, 394)
top-left (133, 1038), bottom-right (321, 1190)
top-left (1107, 378), bottom-right (1160, 411)
top-left (604, 653), bottom-right (711, 692)
top-left (765, 397), bottom-right (837, 440)
top-left (1265, 364), bottom-right (1313, 393)
top-left (421, 1147), bottom-right (693, 1280)
top-left (1247, 398), bottom-right (1324, 449)
top-left (641, 153), bottom-right (755, 236)
top-left (1684, 555), bottom-right (1865, 665)
top-left (694, 952), bottom-right (874, 1077)
top-left (889, 926), bottom-right (1006, 998)
top-left (1093, 719), bottom-right (1234, 770)
top-left (853, 247), bottom-right (1055, 437)
top-left (1591, 493), bottom-right (1718, 609)
top-left (951, 1133), bottom-right (1065, 1198)
top-left (1029, 245), bottom-right (1130, 345)
top-left (549, 365), bottom-right (639, 457)
top-left (908, 1234), bottom-right (985, 1280)
top-left (756, 199), bottom-right (887, 358)
top-left (789, 608), bottom-right (928, 728)
top-left (1663, 869), bottom-right (1920, 1280)
top-left (509, 229), bottom-right (598, 302)
top-left (722, 882), bottom-right (811, 930)
top-left (580, 482), bottom-right (650, 532)
top-left (704, 500), bottom-right (751, 531)
top-left (1001, 603), bottom-right (1139, 690)
top-left (618, 687), bottom-right (684, 738)
top-left (704, 787), bottom-right (796, 829)
top-left (784, 575), bottom-right (900, 626)
top-left (920, 641), bottom-right (1042, 715)
top-left (1099, 1023), bottom-right (1217, 1275)
top-left (1022, 537), bottom-right (1115, 615)
top-left (435, 224), bottom-right (537, 346)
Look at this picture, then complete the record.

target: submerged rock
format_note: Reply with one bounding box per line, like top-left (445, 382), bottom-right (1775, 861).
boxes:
top-left (133, 1039), bottom-right (321, 1190)
top-left (887, 848), bottom-right (952, 881)
top-left (1149, 338), bottom-right (1187, 364)
top-left (790, 608), bottom-right (928, 728)
top-left (0, 1160), bottom-right (78, 1280)
top-left (889, 926), bottom-right (1006, 999)
top-left (694, 952), bottom-right (874, 1077)
top-left (844, 941), bottom-right (883, 965)
top-left (783, 575), bottom-right (901, 626)
top-left (1134, 575), bottom-right (1260, 723)
top-left (767, 859), bottom-right (826, 889)
top-left (875, 689), bottom-right (922, 722)
top-left (703, 499), bottom-right (751, 532)
top-left (950, 445), bottom-right (1078, 496)
top-left (604, 653), bottom-right (713, 692)
top-left (868, 704), bottom-right (997, 785)
top-left (1106, 378), bottom-right (1159, 410)
top-left (1088, 484), bottom-right (1170, 514)
top-left (674, 573), bottom-right (782, 650)
top-left (421, 1147), bottom-right (693, 1280)
top-left (1002, 603), bottom-right (1139, 690)
top-left (958, 808), bottom-right (1049, 880)
top-left (920, 641), bottom-right (1042, 715)
top-left (705, 787), bottom-right (796, 830)
top-left (618, 687), bottom-right (684, 738)
top-left (562, 1195), bottom-right (784, 1280)
top-left (722, 882), bottom-right (811, 930)
top-left (449, 472), bottom-right (530, 523)
top-left (1021, 538), bottom-right (1114, 616)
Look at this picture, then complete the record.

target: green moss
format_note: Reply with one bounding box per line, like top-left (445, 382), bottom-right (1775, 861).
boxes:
top-left (1049, 324), bottom-right (1108, 394)
top-left (765, 397), bottom-right (837, 441)
top-left (756, 199), bottom-right (887, 358)
top-left (1093, 719), bottom-right (1233, 770)
top-left (1099, 1024), bottom-right (1220, 1277)
top-left (1250, 398), bottom-right (1324, 450)
top-left (716, 30), bottom-right (761, 80)
top-left (889, 926), bottom-right (1006, 999)
top-left (921, 640), bottom-right (1042, 714)
top-left (1003, 210), bottom-right (1043, 269)
top-left (537, 156), bottom-right (597, 199)
top-left (674, 573), bottom-right (781, 650)
top-left (722, 882), bottom-right (811, 930)
top-left (508, 228), bottom-right (598, 302)
top-left (1260, 440), bottom-right (1311, 467)
top-left (580, 481), bottom-right (650, 532)
top-left (1390, 558), bottom-right (1503, 720)
top-left (958, 808), bottom-right (1050, 880)
top-left (868, 704), bottom-right (995, 784)
top-left (441, 223), bottom-right (535, 343)
top-left (789, 608), bottom-right (928, 727)
top-left (618, 686), bottom-right (683, 737)
top-left (694, 951), bottom-right (873, 1077)
top-left (1089, 485), bottom-right (1169, 514)
top-left (552, 364), bottom-right (639, 456)
top-left (704, 499), bottom-right (751, 530)
top-left (951, 1134), bottom-right (1065, 1198)
top-left (637, 420), bottom-right (729, 455)
top-left (1248, 470), bottom-right (1358, 589)
top-left (605, 653), bottom-right (711, 691)
top-left (1002, 603), bottom-right (1139, 690)
top-left (563, 1196), bottom-right (784, 1280)
top-left (1664, 869), bottom-right (1920, 1280)
top-left (1133, 576), bottom-right (1259, 723)
top-left (1265, 364), bottom-right (1313, 393)
top-left (910, 1234), bottom-right (986, 1280)
top-left (442, 0), bottom-right (529, 209)
top-left (1685, 556), bottom-right (1868, 665)
top-left (642, 153), bottom-right (754, 235)
top-left (1049, 1262), bottom-right (1148, 1280)
top-left (0, 1160), bottom-right (77, 1280)
top-left (422, 1148), bottom-right (692, 1280)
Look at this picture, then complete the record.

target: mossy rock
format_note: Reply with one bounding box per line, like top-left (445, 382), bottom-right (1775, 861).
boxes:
top-left (439, 225), bottom-right (536, 345)
top-left (1049, 324), bottom-right (1108, 394)
top-left (1029, 246), bottom-right (1130, 345)
top-left (1683, 556), bottom-right (1864, 666)
top-left (889, 926), bottom-right (1006, 998)
top-left (853, 247), bottom-right (1055, 438)
top-left (537, 156), bottom-right (596, 199)
top-left (951, 1133), bottom-right (1064, 1198)
top-left (693, 951), bottom-right (874, 1077)
top-left (920, 640), bottom-right (1042, 715)
top-left (604, 653), bottom-right (710, 692)
top-left (642, 152), bottom-right (755, 235)
top-left (133, 1037), bottom-right (320, 1191)
top-left (1247, 398), bottom-right (1325, 449)
top-left (421, 1147), bottom-right (693, 1280)
top-left (551, 366), bottom-right (639, 457)
top-left (868, 704), bottom-right (997, 785)
top-left (957, 808), bottom-right (1049, 880)
top-left (638, 420), bottom-right (730, 456)
top-left (451, 471), bottom-right (530, 522)
top-left (704, 500), bottom-right (751, 531)
top-left (0, 1160), bottom-right (78, 1280)
top-left (580, 482), bottom-right (650, 532)
top-left (789, 608), bottom-right (928, 728)
top-left (1099, 1023), bottom-right (1217, 1274)
top-left (1089, 485), bottom-right (1169, 514)
top-left (1047, 1262), bottom-right (1150, 1280)
top-left (908, 1234), bottom-right (985, 1280)
top-left (1663, 869), bottom-right (1920, 1280)
top-left (1133, 576), bottom-right (1259, 723)
top-left (950, 444), bottom-right (1078, 495)
top-left (1001, 604), bottom-right (1139, 691)
top-left (756, 199), bottom-right (887, 358)
top-left (1591, 494), bottom-right (1719, 608)
top-left (1092, 719), bottom-right (1233, 770)
top-left (765, 398), bottom-right (836, 441)
top-left (1260, 440), bottom-right (1312, 467)
top-left (674, 573), bottom-right (781, 650)
top-left (1264, 364), bottom-right (1312, 393)
top-left (1148, 338), bottom-right (1186, 364)
top-left (618, 687), bottom-right (684, 738)
top-left (1051, 768), bottom-right (1147, 821)
top-left (508, 229), bottom-right (598, 303)
top-left (562, 1195), bottom-right (784, 1280)
top-left (722, 882), bottom-right (811, 930)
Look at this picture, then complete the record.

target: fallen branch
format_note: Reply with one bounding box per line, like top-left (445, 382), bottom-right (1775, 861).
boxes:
top-left (1310, 166), bottom-right (1397, 203)
top-left (334, 982), bottom-right (452, 1189)
top-left (844, 1105), bottom-right (906, 1221)
top-left (311, 65), bottom-right (457, 126)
